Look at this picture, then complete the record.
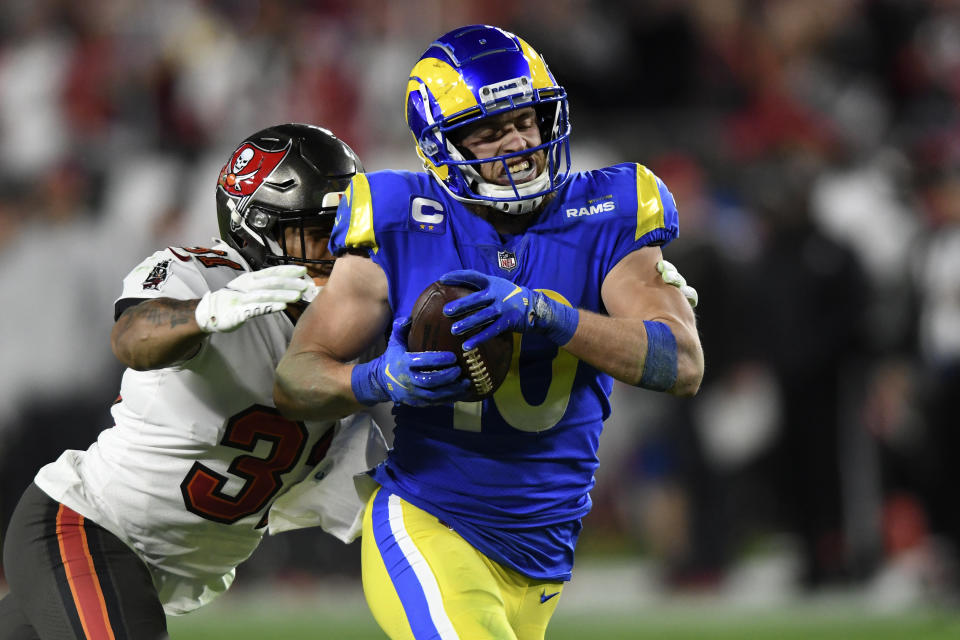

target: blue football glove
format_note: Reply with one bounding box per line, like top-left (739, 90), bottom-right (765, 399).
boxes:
top-left (439, 270), bottom-right (579, 351)
top-left (351, 317), bottom-right (471, 407)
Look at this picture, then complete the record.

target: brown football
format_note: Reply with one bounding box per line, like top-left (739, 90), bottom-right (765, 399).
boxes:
top-left (407, 281), bottom-right (513, 402)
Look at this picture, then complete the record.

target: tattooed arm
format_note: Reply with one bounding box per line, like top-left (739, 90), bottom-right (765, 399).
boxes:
top-left (111, 264), bottom-right (311, 371)
top-left (111, 298), bottom-right (206, 371)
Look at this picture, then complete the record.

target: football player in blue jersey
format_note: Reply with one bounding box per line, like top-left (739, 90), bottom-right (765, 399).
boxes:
top-left (275, 24), bottom-right (704, 640)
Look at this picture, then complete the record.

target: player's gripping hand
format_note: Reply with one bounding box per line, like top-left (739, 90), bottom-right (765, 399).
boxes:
top-left (195, 264), bottom-right (309, 333)
top-left (351, 318), bottom-right (471, 407)
top-left (657, 259), bottom-right (698, 308)
top-left (439, 270), bottom-right (579, 350)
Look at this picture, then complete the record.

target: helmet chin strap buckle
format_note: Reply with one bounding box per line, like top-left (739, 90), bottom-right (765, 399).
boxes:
top-left (225, 198), bottom-right (268, 244)
top-left (226, 198), bottom-right (244, 231)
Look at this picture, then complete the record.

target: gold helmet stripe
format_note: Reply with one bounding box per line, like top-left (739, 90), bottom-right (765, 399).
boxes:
top-left (407, 58), bottom-right (478, 125)
top-left (515, 37), bottom-right (556, 90)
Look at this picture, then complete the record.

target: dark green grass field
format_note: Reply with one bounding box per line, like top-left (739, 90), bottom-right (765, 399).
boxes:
top-left (167, 583), bottom-right (960, 640)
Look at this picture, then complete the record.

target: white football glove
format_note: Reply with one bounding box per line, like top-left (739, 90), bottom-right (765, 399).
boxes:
top-left (657, 259), bottom-right (699, 309)
top-left (195, 264), bottom-right (310, 333)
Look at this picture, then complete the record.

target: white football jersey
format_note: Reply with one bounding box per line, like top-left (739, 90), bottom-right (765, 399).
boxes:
top-left (34, 240), bottom-right (375, 615)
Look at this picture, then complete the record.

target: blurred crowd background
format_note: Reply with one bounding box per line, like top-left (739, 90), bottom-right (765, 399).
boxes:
top-left (1, 0), bottom-right (958, 613)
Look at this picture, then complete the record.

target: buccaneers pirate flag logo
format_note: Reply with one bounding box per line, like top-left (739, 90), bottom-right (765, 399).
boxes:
top-left (217, 141), bottom-right (290, 198)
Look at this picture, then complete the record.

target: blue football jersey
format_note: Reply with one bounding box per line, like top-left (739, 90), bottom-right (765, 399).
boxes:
top-left (330, 163), bottom-right (679, 580)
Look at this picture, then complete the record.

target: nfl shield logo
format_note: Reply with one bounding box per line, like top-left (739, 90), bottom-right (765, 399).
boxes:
top-left (497, 250), bottom-right (518, 272)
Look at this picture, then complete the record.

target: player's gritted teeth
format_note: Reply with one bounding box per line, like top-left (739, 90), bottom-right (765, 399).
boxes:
top-left (509, 159), bottom-right (535, 181)
top-left (499, 156), bottom-right (538, 184)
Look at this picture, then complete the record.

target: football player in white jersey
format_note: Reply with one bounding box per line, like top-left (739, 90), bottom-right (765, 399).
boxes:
top-left (0, 124), bottom-right (384, 639)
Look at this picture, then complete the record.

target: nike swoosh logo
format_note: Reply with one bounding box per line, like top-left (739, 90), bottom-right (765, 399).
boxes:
top-left (540, 590), bottom-right (560, 604)
top-left (384, 364), bottom-right (408, 389)
top-left (502, 285), bottom-right (523, 302)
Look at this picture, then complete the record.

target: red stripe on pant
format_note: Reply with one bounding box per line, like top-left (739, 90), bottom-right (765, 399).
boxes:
top-left (56, 505), bottom-right (117, 640)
